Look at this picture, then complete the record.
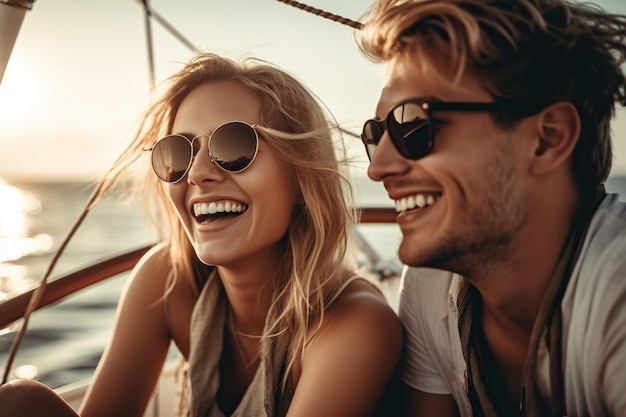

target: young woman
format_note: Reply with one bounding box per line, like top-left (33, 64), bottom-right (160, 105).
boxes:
top-left (1, 53), bottom-right (402, 417)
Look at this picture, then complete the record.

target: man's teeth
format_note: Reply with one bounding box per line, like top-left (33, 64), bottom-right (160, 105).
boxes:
top-left (193, 200), bottom-right (247, 216)
top-left (394, 194), bottom-right (438, 213)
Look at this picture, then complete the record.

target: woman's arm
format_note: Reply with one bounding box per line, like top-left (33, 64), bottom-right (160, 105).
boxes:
top-left (287, 280), bottom-right (403, 417)
top-left (79, 245), bottom-right (174, 417)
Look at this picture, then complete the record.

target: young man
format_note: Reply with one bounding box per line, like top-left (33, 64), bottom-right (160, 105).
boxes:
top-left (356, 1), bottom-right (626, 416)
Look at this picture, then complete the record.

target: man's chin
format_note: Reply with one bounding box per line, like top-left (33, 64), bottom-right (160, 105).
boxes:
top-left (399, 243), bottom-right (463, 273)
top-left (398, 245), bottom-right (438, 269)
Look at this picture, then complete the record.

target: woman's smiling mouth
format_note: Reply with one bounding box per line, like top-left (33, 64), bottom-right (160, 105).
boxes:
top-left (193, 200), bottom-right (248, 223)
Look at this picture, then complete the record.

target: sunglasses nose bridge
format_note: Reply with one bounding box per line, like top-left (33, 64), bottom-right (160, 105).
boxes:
top-left (186, 135), bottom-right (224, 180)
top-left (189, 134), bottom-right (207, 153)
top-left (189, 134), bottom-right (214, 163)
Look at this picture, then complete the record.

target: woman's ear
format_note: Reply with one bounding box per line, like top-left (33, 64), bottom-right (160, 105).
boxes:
top-left (530, 101), bottom-right (580, 175)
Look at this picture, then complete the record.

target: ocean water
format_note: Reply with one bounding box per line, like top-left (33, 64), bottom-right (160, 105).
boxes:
top-left (0, 175), bottom-right (624, 389)
top-left (0, 175), bottom-right (400, 389)
top-left (0, 182), bottom-right (157, 388)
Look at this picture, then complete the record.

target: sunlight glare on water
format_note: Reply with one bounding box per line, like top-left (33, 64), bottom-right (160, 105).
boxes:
top-left (14, 364), bottom-right (38, 380)
top-left (0, 182), bottom-right (52, 301)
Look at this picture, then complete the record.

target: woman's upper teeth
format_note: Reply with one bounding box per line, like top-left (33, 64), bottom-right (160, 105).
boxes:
top-left (193, 200), bottom-right (247, 216)
top-left (394, 193), bottom-right (438, 213)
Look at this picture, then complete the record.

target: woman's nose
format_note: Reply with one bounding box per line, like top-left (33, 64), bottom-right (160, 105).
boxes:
top-left (186, 136), bottom-right (225, 185)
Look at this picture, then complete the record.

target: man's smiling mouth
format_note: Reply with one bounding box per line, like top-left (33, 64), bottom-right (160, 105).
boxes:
top-left (393, 193), bottom-right (440, 213)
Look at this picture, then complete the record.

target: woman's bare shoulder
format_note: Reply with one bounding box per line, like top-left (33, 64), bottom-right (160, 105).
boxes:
top-left (133, 243), bottom-right (172, 273)
top-left (293, 278), bottom-right (402, 417)
top-left (119, 243), bottom-right (174, 303)
top-left (308, 277), bottom-right (402, 355)
top-left (328, 277), bottom-right (396, 320)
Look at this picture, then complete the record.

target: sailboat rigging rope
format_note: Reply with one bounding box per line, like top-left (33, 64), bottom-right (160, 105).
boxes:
top-left (276, 0), bottom-right (363, 30)
top-left (134, 0), bottom-right (198, 53)
top-left (141, 0), bottom-right (156, 90)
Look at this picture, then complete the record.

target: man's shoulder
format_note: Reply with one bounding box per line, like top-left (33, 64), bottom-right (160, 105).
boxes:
top-left (589, 193), bottom-right (626, 239)
top-left (399, 267), bottom-right (459, 316)
top-left (565, 194), bottom-right (626, 308)
top-left (580, 194), bottom-right (626, 270)
top-left (562, 198), bottom-right (626, 416)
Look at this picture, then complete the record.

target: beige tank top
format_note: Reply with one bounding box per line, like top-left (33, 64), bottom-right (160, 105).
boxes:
top-left (177, 275), bottom-right (370, 417)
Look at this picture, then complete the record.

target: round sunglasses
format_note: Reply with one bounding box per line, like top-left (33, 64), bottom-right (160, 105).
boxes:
top-left (361, 98), bottom-right (538, 160)
top-left (150, 121), bottom-right (259, 183)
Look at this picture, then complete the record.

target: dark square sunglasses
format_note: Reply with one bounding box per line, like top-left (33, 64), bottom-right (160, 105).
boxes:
top-left (149, 121), bottom-right (259, 183)
top-left (362, 99), bottom-right (515, 160)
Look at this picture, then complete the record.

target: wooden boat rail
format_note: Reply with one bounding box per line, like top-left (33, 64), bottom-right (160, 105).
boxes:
top-left (0, 207), bottom-right (397, 330)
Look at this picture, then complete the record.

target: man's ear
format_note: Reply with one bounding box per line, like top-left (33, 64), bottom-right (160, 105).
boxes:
top-left (530, 101), bottom-right (580, 175)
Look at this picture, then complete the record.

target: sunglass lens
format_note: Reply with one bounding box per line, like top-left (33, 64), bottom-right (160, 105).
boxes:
top-left (362, 119), bottom-right (385, 160)
top-left (151, 135), bottom-right (193, 182)
top-left (388, 102), bottom-right (431, 159)
top-left (210, 122), bottom-right (258, 172)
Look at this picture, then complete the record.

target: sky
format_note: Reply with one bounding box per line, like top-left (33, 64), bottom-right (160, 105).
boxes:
top-left (1, 0), bottom-right (625, 182)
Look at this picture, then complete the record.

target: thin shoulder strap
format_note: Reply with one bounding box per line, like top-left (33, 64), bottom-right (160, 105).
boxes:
top-left (327, 275), bottom-right (372, 306)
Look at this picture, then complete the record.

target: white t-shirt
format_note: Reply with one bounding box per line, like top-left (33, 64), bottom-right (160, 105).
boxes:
top-left (399, 193), bottom-right (626, 417)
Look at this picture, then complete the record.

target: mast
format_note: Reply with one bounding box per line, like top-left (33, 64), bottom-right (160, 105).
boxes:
top-left (0, 0), bottom-right (35, 85)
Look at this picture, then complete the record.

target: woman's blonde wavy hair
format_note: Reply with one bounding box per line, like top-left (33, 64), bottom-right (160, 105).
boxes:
top-left (95, 52), bottom-right (357, 388)
top-left (356, 0), bottom-right (626, 196)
